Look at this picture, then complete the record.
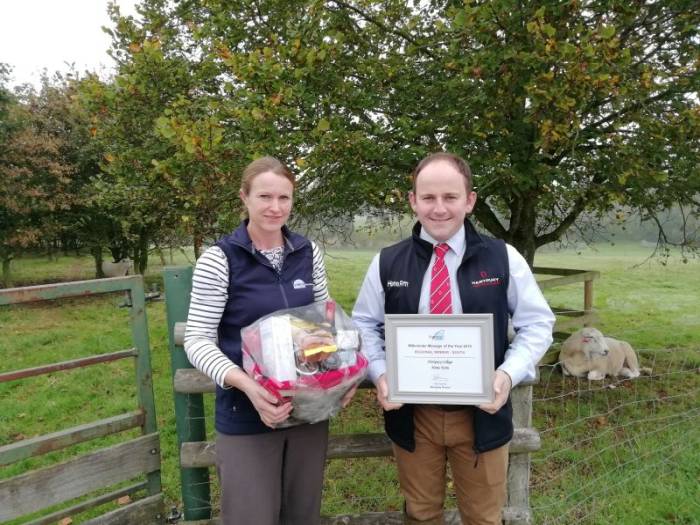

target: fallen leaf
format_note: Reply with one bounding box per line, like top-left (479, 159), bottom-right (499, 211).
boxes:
top-left (594, 416), bottom-right (608, 428)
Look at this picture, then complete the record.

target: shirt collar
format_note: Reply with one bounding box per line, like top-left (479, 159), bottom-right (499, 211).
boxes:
top-left (419, 225), bottom-right (466, 257)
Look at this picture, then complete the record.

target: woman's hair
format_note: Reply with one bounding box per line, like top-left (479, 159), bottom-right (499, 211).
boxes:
top-left (240, 156), bottom-right (295, 194)
top-left (412, 152), bottom-right (473, 192)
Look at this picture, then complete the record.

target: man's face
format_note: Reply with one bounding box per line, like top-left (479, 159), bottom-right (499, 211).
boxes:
top-left (409, 160), bottom-right (477, 242)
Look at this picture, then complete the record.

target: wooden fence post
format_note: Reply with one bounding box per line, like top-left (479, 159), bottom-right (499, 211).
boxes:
top-left (163, 267), bottom-right (212, 521)
top-left (506, 379), bottom-right (536, 525)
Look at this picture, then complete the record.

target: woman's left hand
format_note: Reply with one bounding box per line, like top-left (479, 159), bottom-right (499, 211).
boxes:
top-left (341, 383), bottom-right (359, 408)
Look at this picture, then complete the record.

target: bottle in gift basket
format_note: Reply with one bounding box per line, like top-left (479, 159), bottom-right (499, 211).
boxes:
top-left (323, 300), bottom-right (359, 370)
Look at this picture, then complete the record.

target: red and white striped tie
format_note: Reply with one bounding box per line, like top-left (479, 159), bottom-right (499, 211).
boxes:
top-left (430, 243), bottom-right (453, 314)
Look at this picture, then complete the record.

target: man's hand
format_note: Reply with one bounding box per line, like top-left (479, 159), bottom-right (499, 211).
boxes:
top-left (376, 374), bottom-right (403, 411)
top-left (225, 368), bottom-right (292, 428)
top-left (478, 370), bottom-right (512, 415)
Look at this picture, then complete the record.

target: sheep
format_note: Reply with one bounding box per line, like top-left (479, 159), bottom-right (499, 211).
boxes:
top-left (101, 258), bottom-right (133, 278)
top-left (558, 327), bottom-right (651, 380)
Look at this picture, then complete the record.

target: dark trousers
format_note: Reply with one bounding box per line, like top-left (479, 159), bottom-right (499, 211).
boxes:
top-left (216, 420), bottom-right (329, 525)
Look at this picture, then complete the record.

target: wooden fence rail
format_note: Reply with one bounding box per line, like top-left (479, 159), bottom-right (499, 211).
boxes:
top-left (534, 266), bottom-right (600, 334)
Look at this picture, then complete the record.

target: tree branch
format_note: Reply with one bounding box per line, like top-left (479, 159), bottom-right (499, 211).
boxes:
top-left (472, 200), bottom-right (507, 239)
top-left (577, 86), bottom-right (681, 139)
top-left (328, 0), bottom-right (440, 60)
top-left (536, 196), bottom-right (588, 247)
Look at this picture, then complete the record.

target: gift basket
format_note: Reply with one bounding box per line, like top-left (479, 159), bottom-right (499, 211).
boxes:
top-left (241, 300), bottom-right (367, 427)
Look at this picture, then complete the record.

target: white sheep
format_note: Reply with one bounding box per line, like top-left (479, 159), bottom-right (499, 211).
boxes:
top-left (101, 258), bottom-right (133, 278)
top-left (558, 327), bottom-right (651, 380)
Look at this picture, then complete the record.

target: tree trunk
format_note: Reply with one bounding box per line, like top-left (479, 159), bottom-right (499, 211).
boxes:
top-left (91, 246), bottom-right (105, 278)
top-left (133, 230), bottom-right (149, 275)
top-left (507, 196), bottom-right (538, 267)
top-left (1, 256), bottom-right (12, 288)
top-left (193, 231), bottom-right (203, 260)
top-left (152, 241), bottom-right (167, 266)
top-left (509, 233), bottom-right (537, 268)
top-left (58, 234), bottom-right (72, 257)
top-left (47, 239), bottom-right (56, 262)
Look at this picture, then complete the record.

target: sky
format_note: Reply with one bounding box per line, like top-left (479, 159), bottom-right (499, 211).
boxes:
top-left (1, 0), bottom-right (140, 88)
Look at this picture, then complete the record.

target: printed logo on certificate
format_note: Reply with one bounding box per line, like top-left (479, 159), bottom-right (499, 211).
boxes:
top-left (385, 314), bottom-right (495, 405)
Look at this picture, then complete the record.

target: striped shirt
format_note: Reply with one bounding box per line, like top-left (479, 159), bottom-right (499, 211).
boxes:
top-left (184, 241), bottom-right (329, 388)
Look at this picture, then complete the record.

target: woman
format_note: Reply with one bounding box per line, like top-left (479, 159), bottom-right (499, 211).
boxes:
top-left (184, 156), bottom-right (341, 525)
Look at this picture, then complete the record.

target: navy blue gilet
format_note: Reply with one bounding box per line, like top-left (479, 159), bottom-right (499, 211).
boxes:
top-left (379, 220), bottom-right (513, 453)
top-left (214, 221), bottom-right (314, 434)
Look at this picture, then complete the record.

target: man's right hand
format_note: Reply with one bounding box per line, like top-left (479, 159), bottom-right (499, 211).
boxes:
top-left (376, 374), bottom-right (403, 411)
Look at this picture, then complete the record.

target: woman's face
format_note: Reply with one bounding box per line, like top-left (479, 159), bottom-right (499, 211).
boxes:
top-left (240, 171), bottom-right (294, 235)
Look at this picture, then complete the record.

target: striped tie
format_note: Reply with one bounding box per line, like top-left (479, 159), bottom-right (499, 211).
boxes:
top-left (430, 243), bottom-right (453, 314)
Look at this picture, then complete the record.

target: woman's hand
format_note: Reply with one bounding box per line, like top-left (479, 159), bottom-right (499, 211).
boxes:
top-left (245, 382), bottom-right (293, 428)
top-left (224, 368), bottom-right (293, 428)
top-left (340, 382), bottom-right (359, 408)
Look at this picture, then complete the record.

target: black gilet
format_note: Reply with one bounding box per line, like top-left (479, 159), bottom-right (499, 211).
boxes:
top-left (379, 220), bottom-right (513, 453)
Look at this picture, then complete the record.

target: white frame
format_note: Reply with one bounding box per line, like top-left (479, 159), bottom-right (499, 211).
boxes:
top-left (385, 313), bottom-right (494, 405)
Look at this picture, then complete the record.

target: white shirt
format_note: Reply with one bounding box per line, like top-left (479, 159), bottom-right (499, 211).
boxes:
top-left (352, 225), bottom-right (555, 387)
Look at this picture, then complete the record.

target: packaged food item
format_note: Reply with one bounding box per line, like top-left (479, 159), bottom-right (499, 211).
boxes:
top-left (241, 300), bottom-right (367, 426)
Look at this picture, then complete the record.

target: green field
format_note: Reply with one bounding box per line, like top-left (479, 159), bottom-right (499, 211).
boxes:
top-left (1, 243), bottom-right (698, 523)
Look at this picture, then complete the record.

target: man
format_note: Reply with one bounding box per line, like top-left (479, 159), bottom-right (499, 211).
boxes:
top-left (352, 152), bottom-right (555, 525)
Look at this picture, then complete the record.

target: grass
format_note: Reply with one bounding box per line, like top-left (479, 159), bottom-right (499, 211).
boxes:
top-left (1, 242), bottom-right (698, 523)
top-left (531, 356), bottom-right (699, 524)
top-left (0, 293), bottom-right (175, 523)
top-left (530, 244), bottom-right (700, 523)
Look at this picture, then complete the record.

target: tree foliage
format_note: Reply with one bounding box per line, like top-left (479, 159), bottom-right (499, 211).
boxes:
top-left (97, 0), bottom-right (698, 264)
top-left (40, 72), bottom-right (135, 275)
top-left (79, 2), bottom-right (247, 263)
top-left (0, 68), bottom-right (79, 285)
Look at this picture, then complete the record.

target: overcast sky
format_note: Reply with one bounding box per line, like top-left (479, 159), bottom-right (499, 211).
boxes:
top-left (1, 0), bottom-right (139, 88)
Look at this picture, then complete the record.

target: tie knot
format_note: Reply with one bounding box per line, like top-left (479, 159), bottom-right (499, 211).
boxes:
top-left (434, 243), bottom-right (449, 259)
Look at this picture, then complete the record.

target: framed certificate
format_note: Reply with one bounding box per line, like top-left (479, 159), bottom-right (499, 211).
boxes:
top-left (385, 314), bottom-right (494, 405)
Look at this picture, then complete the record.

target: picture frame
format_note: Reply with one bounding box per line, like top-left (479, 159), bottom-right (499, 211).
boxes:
top-left (384, 313), bottom-right (495, 405)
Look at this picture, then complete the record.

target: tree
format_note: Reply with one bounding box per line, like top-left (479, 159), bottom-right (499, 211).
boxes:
top-left (104, 1), bottom-right (700, 264)
top-left (78, 16), bottom-right (181, 273)
top-left (0, 68), bottom-right (74, 286)
top-left (79, 1), bottom-right (246, 267)
top-left (35, 72), bottom-right (136, 277)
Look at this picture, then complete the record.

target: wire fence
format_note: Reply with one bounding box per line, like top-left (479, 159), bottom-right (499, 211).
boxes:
top-left (530, 345), bottom-right (699, 524)
top-left (177, 341), bottom-right (699, 523)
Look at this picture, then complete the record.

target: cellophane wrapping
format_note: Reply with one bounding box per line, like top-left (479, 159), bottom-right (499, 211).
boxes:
top-left (241, 300), bottom-right (367, 427)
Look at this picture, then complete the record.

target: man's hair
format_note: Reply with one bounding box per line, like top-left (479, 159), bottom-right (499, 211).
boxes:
top-left (412, 152), bottom-right (473, 193)
top-left (240, 156), bottom-right (295, 194)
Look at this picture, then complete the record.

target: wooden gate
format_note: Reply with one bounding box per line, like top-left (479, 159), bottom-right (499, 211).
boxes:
top-left (0, 276), bottom-right (164, 524)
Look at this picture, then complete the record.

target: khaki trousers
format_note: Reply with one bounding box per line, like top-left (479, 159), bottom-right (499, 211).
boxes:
top-left (392, 406), bottom-right (509, 525)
